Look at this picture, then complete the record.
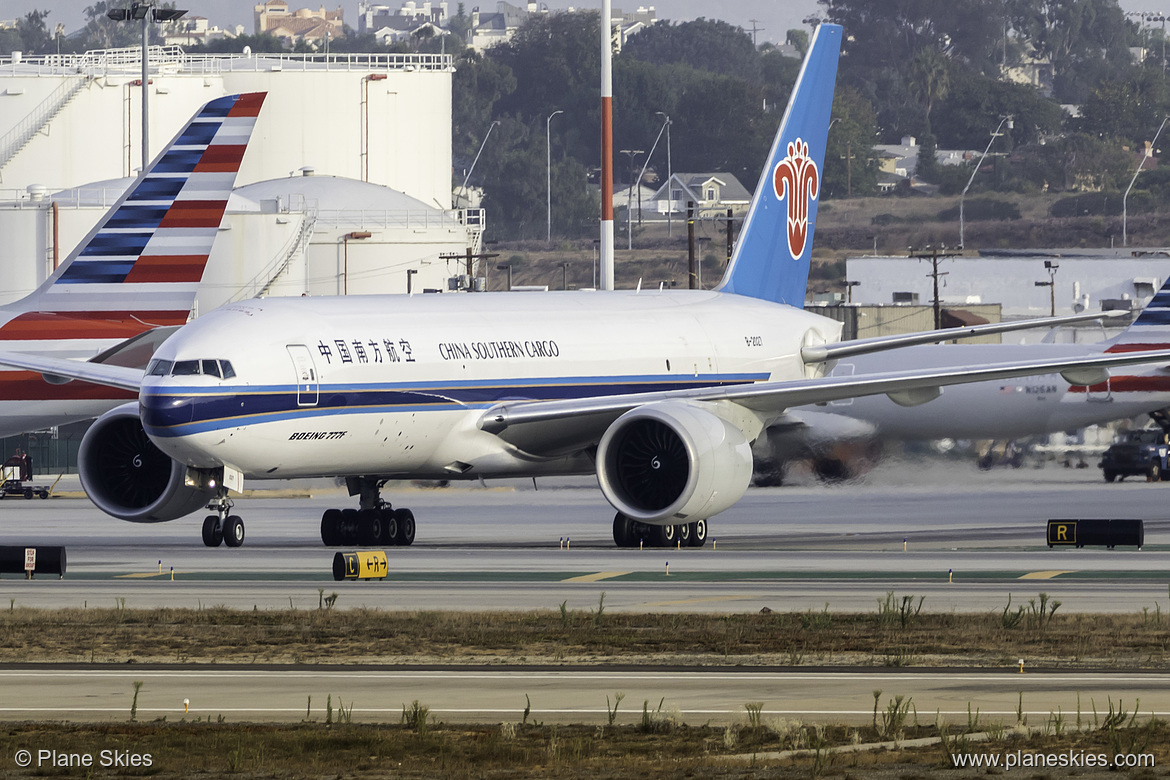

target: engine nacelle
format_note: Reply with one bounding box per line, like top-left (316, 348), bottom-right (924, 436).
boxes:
top-left (596, 400), bottom-right (753, 525)
top-left (79, 402), bottom-right (215, 523)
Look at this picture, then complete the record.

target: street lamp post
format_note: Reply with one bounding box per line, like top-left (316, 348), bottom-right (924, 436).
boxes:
top-left (635, 114), bottom-right (670, 228)
top-left (106, 2), bottom-right (187, 174)
top-left (656, 112), bottom-right (672, 236)
top-left (959, 115), bottom-right (1012, 249)
top-left (546, 110), bottom-right (563, 244)
top-left (619, 148), bottom-right (643, 250)
top-left (460, 120), bottom-right (500, 208)
top-left (1123, 116), bottom-right (1170, 247)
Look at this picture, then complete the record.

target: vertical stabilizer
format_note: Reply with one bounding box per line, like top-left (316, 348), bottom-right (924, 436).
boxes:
top-left (715, 24), bottom-right (842, 307)
top-left (2, 92), bottom-right (266, 345)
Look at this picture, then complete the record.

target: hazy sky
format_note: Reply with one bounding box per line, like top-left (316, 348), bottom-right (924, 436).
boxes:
top-left (8, 0), bottom-right (1170, 47)
top-left (5, 1), bottom-right (819, 45)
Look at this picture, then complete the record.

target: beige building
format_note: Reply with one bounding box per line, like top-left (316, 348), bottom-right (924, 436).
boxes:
top-left (254, 1), bottom-right (345, 45)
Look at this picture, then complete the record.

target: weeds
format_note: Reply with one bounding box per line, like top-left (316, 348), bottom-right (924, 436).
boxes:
top-left (744, 702), bottom-right (764, 730)
top-left (558, 600), bottom-right (569, 629)
top-left (606, 692), bottom-right (624, 726)
top-left (130, 680), bottom-right (143, 722)
top-left (523, 694), bottom-right (531, 725)
top-left (876, 694), bottom-right (912, 740)
top-left (1026, 592), bottom-right (1061, 632)
top-left (1000, 593), bottom-right (1025, 629)
top-left (402, 700), bottom-right (430, 735)
top-left (876, 592), bottom-right (924, 629)
top-left (592, 592), bottom-right (606, 628)
top-left (638, 697), bottom-right (673, 734)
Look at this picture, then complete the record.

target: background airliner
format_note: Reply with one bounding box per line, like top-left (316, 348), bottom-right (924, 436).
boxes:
top-left (4, 25), bottom-right (1170, 550)
top-left (0, 92), bottom-right (264, 436)
top-left (756, 290), bottom-right (1170, 481)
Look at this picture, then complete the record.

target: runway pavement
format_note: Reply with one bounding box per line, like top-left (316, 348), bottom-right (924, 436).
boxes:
top-left (0, 458), bottom-right (1167, 613)
top-left (1, 459), bottom-right (1168, 728)
top-left (0, 666), bottom-right (1166, 726)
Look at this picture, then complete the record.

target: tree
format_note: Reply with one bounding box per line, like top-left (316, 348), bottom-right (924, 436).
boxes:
top-left (822, 86), bottom-right (880, 198)
top-left (908, 48), bottom-right (950, 136)
top-left (16, 9), bottom-right (52, 54)
top-left (623, 18), bottom-right (761, 82)
top-left (786, 29), bottom-right (809, 57)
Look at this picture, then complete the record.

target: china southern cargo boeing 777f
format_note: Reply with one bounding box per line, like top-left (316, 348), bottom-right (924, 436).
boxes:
top-left (4, 26), bottom-right (1170, 549)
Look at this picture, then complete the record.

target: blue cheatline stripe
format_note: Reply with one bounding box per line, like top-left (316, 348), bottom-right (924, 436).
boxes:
top-left (141, 374), bottom-right (767, 436)
top-left (1145, 289), bottom-right (1170, 307)
top-left (1134, 309), bottom-right (1170, 325)
top-left (152, 148), bottom-right (205, 174)
top-left (79, 232), bottom-right (153, 257)
top-left (127, 177), bottom-right (187, 201)
top-left (144, 403), bottom-right (477, 438)
top-left (57, 260), bottom-right (138, 283)
top-left (151, 372), bottom-right (771, 396)
top-left (104, 205), bottom-right (169, 230)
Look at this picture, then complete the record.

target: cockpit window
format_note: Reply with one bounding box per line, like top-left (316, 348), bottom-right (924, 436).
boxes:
top-left (147, 359), bottom-right (172, 376)
top-left (154, 359), bottom-right (235, 379)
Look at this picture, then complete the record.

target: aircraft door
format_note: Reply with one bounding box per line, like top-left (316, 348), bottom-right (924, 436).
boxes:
top-left (287, 344), bottom-right (319, 407)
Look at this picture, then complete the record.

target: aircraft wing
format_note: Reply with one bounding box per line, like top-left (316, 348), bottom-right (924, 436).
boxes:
top-left (480, 348), bottom-right (1170, 453)
top-left (799, 310), bottom-right (1129, 363)
top-left (0, 350), bottom-right (144, 392)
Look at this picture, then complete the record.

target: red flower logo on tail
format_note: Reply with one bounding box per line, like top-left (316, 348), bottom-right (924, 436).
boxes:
top-left (772, 138), bottom-right (819, 260)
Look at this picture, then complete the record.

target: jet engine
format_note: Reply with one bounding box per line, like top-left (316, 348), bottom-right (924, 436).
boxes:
top-left (596, 400), bottom-right (753, 525)
top-left (79, 402), bottom-right (215, 523)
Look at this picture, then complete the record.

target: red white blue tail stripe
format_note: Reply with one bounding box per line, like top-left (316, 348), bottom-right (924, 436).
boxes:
top-left (0, 92), bottom-right (264, 427)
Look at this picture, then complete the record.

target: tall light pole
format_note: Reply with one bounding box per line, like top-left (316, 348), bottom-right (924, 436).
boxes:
top-left (655, 111), bottom-right (672, 236)
top-left (459, 120), bottom-right (499, 207)
top-left (106, 2), bottom-right (187, 174)
top-left (635, 113), bottom-right (670, 228)
top-left (959, 115), bottom-right (1012, 249)
top-left (619, 148), bottom-right (643, 250)
top-left (546, 109), bottom-right (563, 243)
top-left (1123, 115), bottom-right (1169, 247)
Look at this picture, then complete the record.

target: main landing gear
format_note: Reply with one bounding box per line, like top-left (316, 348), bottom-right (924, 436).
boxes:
top-left (320, 477), bottom-right (416, 547)
top-left (202, 491), bottom-right (245, 548)
top-left (612, 512), bottom-right (707, 548)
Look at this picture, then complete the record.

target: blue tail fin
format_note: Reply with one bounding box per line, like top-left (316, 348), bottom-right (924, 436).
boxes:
top-left (715, 23), bottom-right (842, 307)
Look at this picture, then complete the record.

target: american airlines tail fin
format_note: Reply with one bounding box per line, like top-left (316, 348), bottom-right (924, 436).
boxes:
top-left (1104, 276), bottom-right (1170, 354)
top-left (714, 24), bottom-right (841, 307)
top-left (0, 92), bottom-right (266, 351)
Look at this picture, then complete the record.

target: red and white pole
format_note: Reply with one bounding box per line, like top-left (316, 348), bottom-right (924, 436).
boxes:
top-left (599, 0), bottom-right (615, 290)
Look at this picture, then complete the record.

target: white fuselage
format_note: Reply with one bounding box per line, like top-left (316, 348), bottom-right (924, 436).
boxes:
top-left (141, 291), bottom-right (840, 480)
top-left (812, 343), bottom-right (1170, 440)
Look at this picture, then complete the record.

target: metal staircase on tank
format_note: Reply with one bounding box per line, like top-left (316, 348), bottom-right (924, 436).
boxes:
top-left (0, 76), bottom-right (89, 180)
top-left (234, 202), bottom-right (318, 301)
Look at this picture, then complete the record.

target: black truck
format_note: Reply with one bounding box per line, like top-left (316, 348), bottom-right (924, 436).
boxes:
top-left (1100, 428), bottom-right (1170, 482)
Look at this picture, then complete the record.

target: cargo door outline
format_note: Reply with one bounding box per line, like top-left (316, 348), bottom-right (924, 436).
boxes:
top-left (287, 344), bottom-right (319, 407)
top-left (829, 363), bottom-right (855, 405)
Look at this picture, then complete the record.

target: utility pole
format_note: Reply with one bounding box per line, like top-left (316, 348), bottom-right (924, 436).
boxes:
top-left (687, 202), bottom-right (697, 289)
top-left (910, 245), bottom-right (960, 329)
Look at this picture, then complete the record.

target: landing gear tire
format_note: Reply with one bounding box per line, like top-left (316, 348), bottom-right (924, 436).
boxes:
top-left (1149, 462), bottom-right (1162, 482)
top-left (393, 508), bottom-right (415, 546)
top-left (223, 515), bottom-right (245, 548)
top-left (676, 522), bottom-right (691, 546)
top-left (339, 508), bottom-right (360, 545)
top-left (382, 508), bottom-right (399, 544)
top-left (1103, 470), bottom-right (1117, 483)
top-left (321, 509), bottom-right (342, 546)
top-left (201, 515), bottom-right (223, 547)
top-left (688, 518), bottom-right (708, 547)
top-left (613, 513), bottom-right (634, 547)
top-left (358, 508), bottom-right (388, 546)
